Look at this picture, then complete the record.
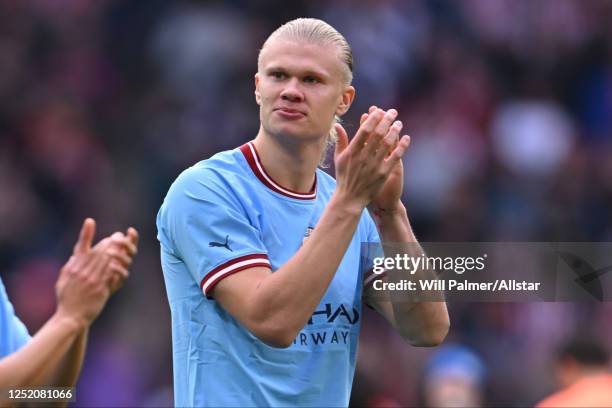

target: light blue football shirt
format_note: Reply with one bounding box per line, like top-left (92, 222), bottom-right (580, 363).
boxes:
top-left (157, 141), bottom-right (380, 407)
top-left (0, 276), bottom-right (32, 358)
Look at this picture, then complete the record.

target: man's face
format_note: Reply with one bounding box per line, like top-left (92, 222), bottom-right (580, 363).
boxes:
top-left (255, 38), bottom-right (354, 142)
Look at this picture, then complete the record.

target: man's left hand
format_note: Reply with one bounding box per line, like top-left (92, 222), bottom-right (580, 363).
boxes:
top-left (360, 106), bottom-right (411, 222)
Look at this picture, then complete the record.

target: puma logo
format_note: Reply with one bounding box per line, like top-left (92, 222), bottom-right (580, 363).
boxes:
top-left (209, 235), bottom-right (232, 252)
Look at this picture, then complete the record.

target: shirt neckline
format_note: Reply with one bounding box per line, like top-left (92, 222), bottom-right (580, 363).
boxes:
top-left (239, 141), bottom-right (317, 200)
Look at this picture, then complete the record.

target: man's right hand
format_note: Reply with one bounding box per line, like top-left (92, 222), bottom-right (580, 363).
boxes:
top-left (54, 218), bottom-right (138, 329)
top-left (333, 108), bottom-right (410, 212)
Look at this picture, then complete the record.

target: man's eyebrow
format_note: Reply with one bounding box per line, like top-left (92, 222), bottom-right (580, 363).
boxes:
top-left (265, 66), bottom-right (330, 78)
top-left (265, 66), bottom-right (286, 72)
top-left (302, 69), bottom-right (329, 78)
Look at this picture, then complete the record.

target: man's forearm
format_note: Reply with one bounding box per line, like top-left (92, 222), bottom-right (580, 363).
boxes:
top-left (375, 203), bottom-right (450, 346)
top-left (247, 193), bottom-right (364, 343)
top-left (0, 312), bottom-right (83, 388)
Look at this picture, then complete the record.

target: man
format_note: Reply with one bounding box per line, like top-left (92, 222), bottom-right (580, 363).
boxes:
top-left (157, 18), bottom-right (449, 407)
top-left (0, 218), bottom-right (138, 392)
top-left (536, 336), bottom-right (612, 407)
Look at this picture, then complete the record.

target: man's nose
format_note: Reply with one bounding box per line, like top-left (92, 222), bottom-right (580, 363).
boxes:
top-left (280, 78), bottom-right (304, 102)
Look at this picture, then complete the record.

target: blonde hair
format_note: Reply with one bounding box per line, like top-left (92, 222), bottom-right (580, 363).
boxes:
top-left (258, 18), bottom-right (354, 167)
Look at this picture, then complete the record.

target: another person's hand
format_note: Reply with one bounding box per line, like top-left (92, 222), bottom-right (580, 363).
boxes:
top-left (93, 227), bottom-right (139, 293)
top-left (54, 218), bottom-right (138, 329)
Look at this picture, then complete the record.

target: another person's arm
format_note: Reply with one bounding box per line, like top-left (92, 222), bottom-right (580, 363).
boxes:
top-left (0, 219), bottom-right (138, 388)
top-left (45, 225), bottom-right (139, 388)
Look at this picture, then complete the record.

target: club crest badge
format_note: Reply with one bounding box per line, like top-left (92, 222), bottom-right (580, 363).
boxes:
top-left (303, 226), bottom-right (314, 244)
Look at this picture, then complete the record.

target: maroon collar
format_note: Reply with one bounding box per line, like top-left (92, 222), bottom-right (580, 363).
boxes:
top-left (239, 142), bottom-right (317, 200)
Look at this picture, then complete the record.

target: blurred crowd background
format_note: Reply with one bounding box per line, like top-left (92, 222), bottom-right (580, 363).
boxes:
top-left (1, 0), bottom-right (611, 406)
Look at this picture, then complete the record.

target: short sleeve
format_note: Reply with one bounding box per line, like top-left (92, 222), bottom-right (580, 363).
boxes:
top-left (0, 278), bottom-right (31, 358)
top-left (361, 213), bottom-right (384, 288)
top-left (157, 167), bottom-right (271, 297)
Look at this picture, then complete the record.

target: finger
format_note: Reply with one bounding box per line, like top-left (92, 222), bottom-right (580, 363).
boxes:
top-left (376, 120), bottom-right (403, 162)
top-left (113, 237), bottom-right (138, 257)
top-left (360, 113), bottom-right (368, 125)
top-left (127, 227), bottom-right (139, 249)
top-left (61, 256), bottom-right (78, 275)
top-left (109, 274), bottom-right (124, 294)
top-left (92, 236), bottom-right (110, 251)
top-left (92, 232), bottom-right (123, 252)
top-left (69, 252), bottom-right (89, 276)
top-left (387, 120), bottom-right (403, 144)
top-left (100, 255), bottom-right (117, 284)
top-left (373, 108), bottom-right (398, 139)
top-left (110, 261), bottom-right (129, 279)
top-left (98, 232), bottom-right (137, 256)
top-left (363, 109), bottom-right (397, 157)
top-left (383, 135), bottom-right (411, 171)
top-left (80, 250), bottom-right (112, 280)
top-left (334, 123), bottom-right (349, 160)
top-left (361, 106), bottom-right (377, 124)
top-left (350, 109), bottom-right (385, 151)
top-left (73, 218), bottom-right (96, 254)
top-left (109, 262), bottom-right (129, 284)
top-left (111, 231), bottom-right (124, 240)
top-left (107, 248), bottom-right (133, 268)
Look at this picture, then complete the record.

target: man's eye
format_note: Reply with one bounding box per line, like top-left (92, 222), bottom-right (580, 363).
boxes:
top-left (304, 76), bottom-right (319, 84)
top-left (271, 72), bottom-right (286, 79)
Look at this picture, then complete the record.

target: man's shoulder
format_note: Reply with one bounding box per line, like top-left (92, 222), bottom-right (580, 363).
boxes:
top-left (170, 148), bottom-right (247, 192)
top-left (157, 147), bottom-right (252, 242)
top-left (186, 148), bottom-right (244, 179)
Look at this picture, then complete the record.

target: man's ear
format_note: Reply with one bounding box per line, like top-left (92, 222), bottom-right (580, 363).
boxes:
top-left (336, 85), bottom-right (355, 116)
top-left (254, 73), bottom-right (261, 106)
